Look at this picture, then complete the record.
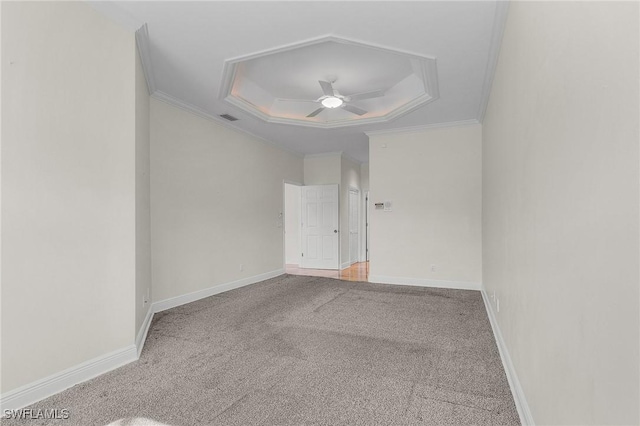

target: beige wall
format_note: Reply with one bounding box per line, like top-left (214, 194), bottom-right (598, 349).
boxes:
top-left (1, 1), bottom-right (136, 393)
top-left (369, 124), bottom-right (482, 287)
top-left (482, 2), bottom-right (639, 424)
top-left (360, 163), bottom-right (369, 262)
top-left (303, 154), bottom-right (341, 186)
top-left (135, 45), bottom-right (151, 335)
top-left (284, 184), bottom-right (301, 264)
top-left (150, 99), bottom-right (303, 302)
top-left (303, 153), bottom-right (362, 268)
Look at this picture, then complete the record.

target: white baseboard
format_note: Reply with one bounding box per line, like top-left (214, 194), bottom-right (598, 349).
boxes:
top-left (0, 345), bottom-right (137, 412)
top-left (152, 268), bottom-right (285, 313)
top-left (1, 270), bottom-right (286, 413)
top-left (369, 275), bottom-right (481, 291)
top-left (480, 288), bottom-right (535, 425)
top-left (135, 307), bottom-right (154, 358)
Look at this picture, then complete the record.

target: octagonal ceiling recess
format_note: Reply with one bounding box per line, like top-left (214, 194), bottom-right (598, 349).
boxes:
top-left (219, 36), bottom-right (439, 129)
top-left (94, 1), bottom-right (508, 162)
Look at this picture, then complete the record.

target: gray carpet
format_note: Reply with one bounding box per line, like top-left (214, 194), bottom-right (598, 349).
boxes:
top-left (4, 275), bottom-right (520, 425)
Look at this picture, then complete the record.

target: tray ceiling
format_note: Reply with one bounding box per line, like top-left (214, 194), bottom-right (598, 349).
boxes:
top-left (220, 36), bottom-right (439, 128)
top-left (96, 1), bottom-right (508, 162)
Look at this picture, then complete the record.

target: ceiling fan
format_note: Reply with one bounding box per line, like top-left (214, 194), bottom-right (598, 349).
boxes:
top-left (279, 80), bottom-right (385, 118)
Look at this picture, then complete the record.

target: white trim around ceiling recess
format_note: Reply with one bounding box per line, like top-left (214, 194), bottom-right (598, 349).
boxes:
top-left (151, 91), bottom-right (303, 159)
top-left (477, 1), bottom-right (510, 122)
top-left (135, 24), bottom-right (157, 95)
top-left (219, 34), bottom-right (439, 129)
top-left (218, 34), bottom-right (438, 100)
top-left (364, 119), bottom-right (480, 138)
top-left (418, 56), bottom-right (440, 103)
top-left (224, 92), bottom-right (438, 130)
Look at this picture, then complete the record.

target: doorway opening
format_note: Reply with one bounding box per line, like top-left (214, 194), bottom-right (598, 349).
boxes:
top-left (349, 188), bottom-right (359, 266)
top-left (284, 182), bottom-right (302, 269)
top-left (284, 183), bottom-right (340, 271)
top-left (284, 183), bottom-right (367, 281)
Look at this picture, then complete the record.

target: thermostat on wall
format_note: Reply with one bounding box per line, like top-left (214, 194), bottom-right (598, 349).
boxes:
top-left (374, 201), bottom-right (392, 211)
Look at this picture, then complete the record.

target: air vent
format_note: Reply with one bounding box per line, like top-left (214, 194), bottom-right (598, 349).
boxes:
top-left (220, 114), bottom-right (238, 121)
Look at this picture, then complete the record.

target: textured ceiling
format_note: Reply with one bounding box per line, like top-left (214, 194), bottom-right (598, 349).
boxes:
top-left (95, 1), bottom-right (508, 163)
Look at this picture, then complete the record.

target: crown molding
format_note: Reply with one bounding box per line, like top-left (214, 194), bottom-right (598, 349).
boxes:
top-left (218, 33), bottom-right (438, 101)
top-left (87, 1), bottom-right (156, 95)
top-left (341, 152), bottom-right (363, 166)
top-left (477, 1), bottom-right (510, 122)
top-left (304, 152), bottom-right (343, 160)
top-left (151, 91), bottom-right (304, 159)
top-left (364, 119), bottom-right (480, 138)
top-left (223, 92), bottom-right (438, 130)
top-left (135, 24), bottom-right (157, 95)
top-left (86, 0), bottom-right (143, 32)
top-left (303, 151), bottom-right (363, 165)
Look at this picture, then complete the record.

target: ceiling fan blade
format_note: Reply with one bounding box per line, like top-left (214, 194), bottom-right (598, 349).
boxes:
top-left (277, 98), bottom-right (319, 103)
top-left (306, 107), bottom-right (325, 118)
top-left (319, 80), bottom-right (335, 97)
top-left (346, 89), bottom-right (385, 102)
top-left (342, 104), bottom-right (367, 116)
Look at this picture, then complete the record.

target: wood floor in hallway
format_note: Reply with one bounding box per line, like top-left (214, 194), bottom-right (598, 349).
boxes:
top-left (286, 261), bottom-right (369, 282)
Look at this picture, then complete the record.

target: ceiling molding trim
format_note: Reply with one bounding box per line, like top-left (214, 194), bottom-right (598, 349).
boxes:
top-left (151, 91), bottom-right (304, 159)
top-left (135, 24), bottom-right (157, 95)
top-left (228, 33), bottom-right (437, 65)
top-left (364, 119), bottom-right (480, 138)
top-left (341, 152), bottom-right (363, 166)
top-left (304, 152), bottom-right (343, 160)
top-left (86, 0), bottom-right (143, 32)
top-left (477, 1), bottom-right (510, 122)
top-left (304, 151), bottom-right (363, 166)
top-left (420, 57), bottom-right (440, 102)
top-left (224, 93), bottom-right (438, 130)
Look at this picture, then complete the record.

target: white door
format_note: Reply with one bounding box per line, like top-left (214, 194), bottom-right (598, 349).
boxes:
top-left (301, 184), bottom-right (339, 270)
top-left (349, 189), bottom-right (359, 265)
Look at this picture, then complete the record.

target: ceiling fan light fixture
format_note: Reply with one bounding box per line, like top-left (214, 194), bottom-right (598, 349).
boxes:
top-left (321, 96), bottom-right (343, 108)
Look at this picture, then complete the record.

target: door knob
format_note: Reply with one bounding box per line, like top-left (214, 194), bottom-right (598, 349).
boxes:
top-left (334, 230), bottom-right (338, 233)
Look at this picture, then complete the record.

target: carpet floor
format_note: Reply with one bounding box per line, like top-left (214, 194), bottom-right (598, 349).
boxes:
top-left (5, 275), bottom-right (520, 425)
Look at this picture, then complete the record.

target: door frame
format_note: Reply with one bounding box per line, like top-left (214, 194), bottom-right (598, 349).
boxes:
top-left (365, 191), bottom-right (370, 262)
top-left (282, 180), bottom-right (303, 271)
top-left (349, 187), bottom-right (360, 266)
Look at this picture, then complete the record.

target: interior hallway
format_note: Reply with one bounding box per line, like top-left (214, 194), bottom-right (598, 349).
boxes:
top-left (286, 261), bottom-right (369, 282)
